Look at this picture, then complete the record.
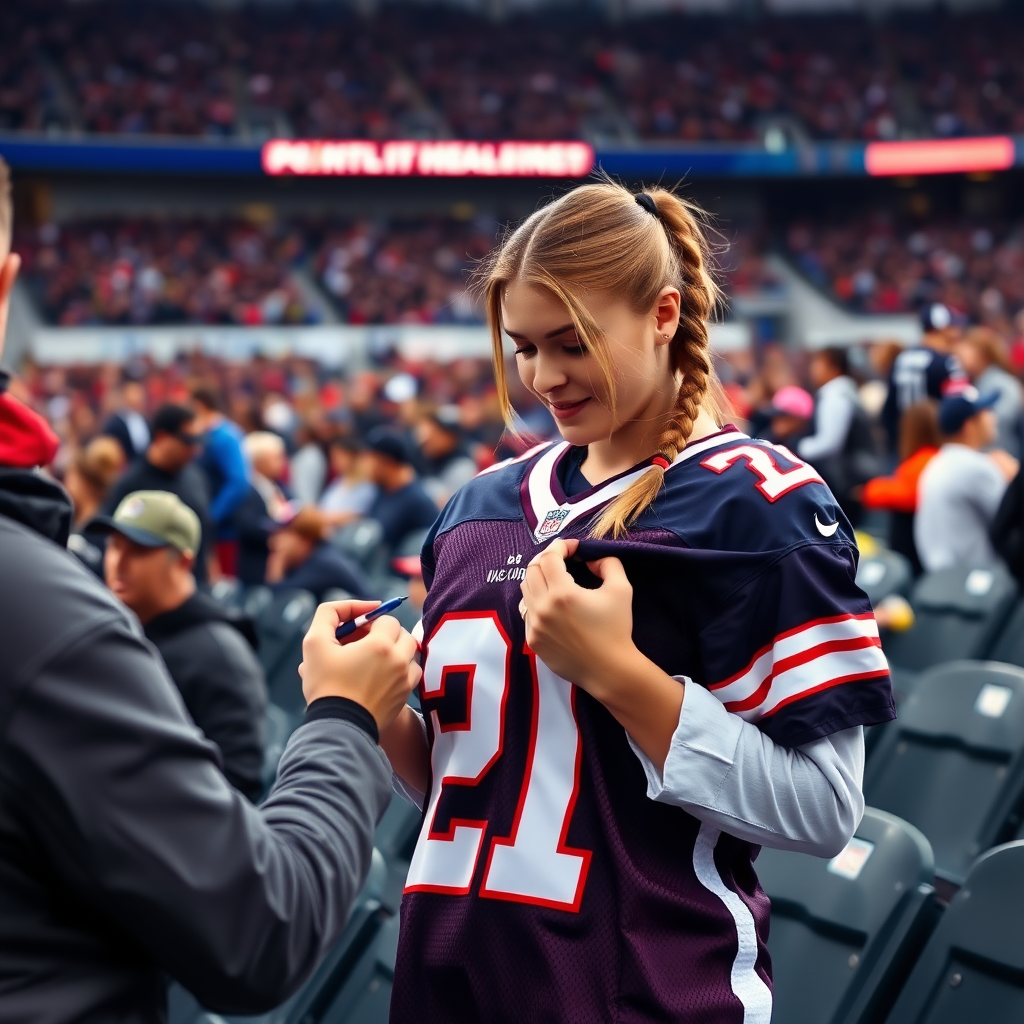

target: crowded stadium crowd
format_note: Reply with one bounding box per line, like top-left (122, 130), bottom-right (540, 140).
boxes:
top-left (7, 299), bottom-right (1022, 597)
top-left (2, 1), bottom-right (1023, 142)
top-left (15, 209), bottom-right (1024, 332)
top-left (787, 214), bottom-right (1024, 330)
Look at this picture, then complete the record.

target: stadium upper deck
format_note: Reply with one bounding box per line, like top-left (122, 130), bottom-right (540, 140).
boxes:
top-left (2, 1), bottom-right (1022, 146)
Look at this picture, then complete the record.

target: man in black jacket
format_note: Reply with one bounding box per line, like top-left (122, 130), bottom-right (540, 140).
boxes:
top-left (102, 403), bottom-right (214, 584)
top-left (0, 461), bottom-right (421, 1020)
top-left (95, 490), bottom-right (268, 801)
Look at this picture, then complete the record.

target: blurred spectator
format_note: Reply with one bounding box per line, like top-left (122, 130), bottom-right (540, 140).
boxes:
top-left (392, 554), bottom-right (428, 616)
top-left (266, 506), bottom-right (372, 602)
top-left (992, 465), bottom-right (1024, 589)
top-left (881, 305), bottom-right (966, 454)
top-left (191, 386), bottom-right (249, 576)
top-left (956, 326), bottom-right (1024, 457)
top-left (290, 419), bottom-right (328, 506)
top-left (863, 400), bottom-right (942, 574)
top-left (234, 431), bottom-right (292, 588)
top-left (102, 403), bottom-right (213, 585)
top-left (763, 385), bottom-right (813, 448)
top-left (65, 436), bottom-right (124, 531)
top-left (64, 435), bottom-right (125, 575)
top-left (415, 407), bottom-right (478, 507)
top-left (798, 346), bottom-right (879, 525)
top-left (16, 217), bottom-right (319, 328)
top-left (96, 490), bottom-right (267, 801)
top-left (100, 377), bottom-right (150, 462)
top-left (320, 436), bottom-right (377, 528)
top-left (915, 389), bottom-right (1019, 572)
top-left (363, 428), bottom-right (439, 552)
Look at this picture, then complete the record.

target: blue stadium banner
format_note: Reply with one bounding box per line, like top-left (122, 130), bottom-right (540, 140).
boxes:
top-left (0, 133), bottom-right (1021, 179)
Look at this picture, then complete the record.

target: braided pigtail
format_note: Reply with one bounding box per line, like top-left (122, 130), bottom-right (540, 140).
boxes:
top-left (592, 189), bottom-right (723, 539)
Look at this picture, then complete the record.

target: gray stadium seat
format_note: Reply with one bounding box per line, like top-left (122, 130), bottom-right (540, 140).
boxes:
top-left (856, 549), bottom-right (913, 608)
top-left (314, 911), bottom-right (400, 1024)
top-left (373, 793), bottom-right (422, 913)
top-left (885, 841), bottom-right (1024, 1024)
top-left (243, 585), bottom-right (274, 620)
top-left (173, 850), bottom-right (389, 1024)
top-left (331, 519), bottom-right (386, 575)
top-left (881, 566), bottom-right (1017, 672)
top-left (208, 577), bottom-right (244, 611)
top-left (987, 600), bottom-right (1024, 670)
top-left (393, 527), bottom-right (431, 560)
top-left (255, 589), bottom-right (317, 715)
top-left (756, 808), bottom-right (938, 1024)
top-left (260, 702), bottom-right (294, 796)
top-left (864, 661), bottom-right (1024, 887)
top-left (321, 588), bottom-right (356, 604)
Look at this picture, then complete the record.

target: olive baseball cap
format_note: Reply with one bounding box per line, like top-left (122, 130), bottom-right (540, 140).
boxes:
top-left (90, 490), bottom-right (202, 556)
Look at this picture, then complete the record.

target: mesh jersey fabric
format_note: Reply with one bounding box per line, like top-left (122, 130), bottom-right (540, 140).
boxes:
top-left (390, 429), bottom-right (895, 1024)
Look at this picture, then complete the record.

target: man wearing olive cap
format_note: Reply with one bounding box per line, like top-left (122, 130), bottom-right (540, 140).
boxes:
top-left (93, 491), bottom-right (268, 801)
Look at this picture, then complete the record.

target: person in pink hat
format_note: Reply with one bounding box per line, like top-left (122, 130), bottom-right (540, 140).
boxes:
top-left (766, 384), bottom-right (814, 449)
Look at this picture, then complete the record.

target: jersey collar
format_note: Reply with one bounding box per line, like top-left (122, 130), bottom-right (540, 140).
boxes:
top-left (520, 426), bottom-right (748, 544)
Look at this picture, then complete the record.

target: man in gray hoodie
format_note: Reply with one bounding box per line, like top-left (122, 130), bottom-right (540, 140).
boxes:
top-left (0, 155), bottom-right (421, 1023)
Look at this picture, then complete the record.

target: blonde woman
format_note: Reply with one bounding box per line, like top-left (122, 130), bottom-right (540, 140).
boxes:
top-left (381, 182), bottom-right (895, 1024)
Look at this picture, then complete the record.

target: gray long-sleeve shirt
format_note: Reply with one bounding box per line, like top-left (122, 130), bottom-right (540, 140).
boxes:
top-left (0, 512), bottom-right (392, 1023)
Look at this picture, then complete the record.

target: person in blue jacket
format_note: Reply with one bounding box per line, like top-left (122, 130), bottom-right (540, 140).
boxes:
top-left (191, 384), bottom-right (251, 575)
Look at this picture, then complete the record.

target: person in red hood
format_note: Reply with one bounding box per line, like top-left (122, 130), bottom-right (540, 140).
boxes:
top-left (0, 158), bottom-right (68, 543)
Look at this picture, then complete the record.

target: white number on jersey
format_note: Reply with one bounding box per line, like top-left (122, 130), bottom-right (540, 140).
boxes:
top-left (701, 442), bottom-right (823, 502)
top-left (405, 612), bottom-right (591, 911)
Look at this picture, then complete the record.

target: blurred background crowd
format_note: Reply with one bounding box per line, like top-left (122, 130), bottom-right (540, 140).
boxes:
top-left (3, 2), bottom-right (1024, 143)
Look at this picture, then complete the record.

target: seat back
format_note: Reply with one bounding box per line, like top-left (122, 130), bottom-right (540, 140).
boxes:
top-left (882, 566), bottom-right (1017, 671)
top-left (864, 661), bottom-right (1024, 884)
top-left (757, 808), bottom-right (937, 1024)
top-left (255, 590), bottom-right (317, 713)
top-left (987, 600), bottom-right (1024, 670)
top-left (886, 841), bottom-right (1024, 1024)
top-left (331, 519), bottom-right (386, 574)
top-left (208, 577), bottom-right (244, 611)
top-left (856, 549), bottom-right (913, 607)
top-left (260, 702), bottom-right (296, 795)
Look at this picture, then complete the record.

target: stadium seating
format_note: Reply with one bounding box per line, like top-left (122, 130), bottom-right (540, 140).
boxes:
top-left (756, 808), bottom-right (938, 1024)
top-left (863, 661), bottom-right (1024, 888)
top-left (254, 589), bottom-right (317, 715)
top-left (331, 520), bottom-right (388, 582)
top-left (169, 849), bottom-right (390, 1024)
top-left (856, 549), bottom-right (913, 609)
top-left (260, 703), bottom-right (293, 795)
top-left (881, 566), bottom-right (1018, 674)
top-left (987, 600), bottom-right (1024, 671)
top-left (208, 577), bottom-right (244, 612)
top-left (884, 841), bottom-right (1024, 1024)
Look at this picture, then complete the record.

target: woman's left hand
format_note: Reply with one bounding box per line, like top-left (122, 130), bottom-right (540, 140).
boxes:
top-left (520, 538), bottom-right (638, 699)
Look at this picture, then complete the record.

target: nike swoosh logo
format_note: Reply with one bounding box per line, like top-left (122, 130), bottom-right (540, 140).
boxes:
top-left (815, 514), bottom-right (839, 537)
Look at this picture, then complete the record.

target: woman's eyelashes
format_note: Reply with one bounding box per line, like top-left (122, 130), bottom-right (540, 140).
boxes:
top-left (513, 343), bottom-right (587, 358)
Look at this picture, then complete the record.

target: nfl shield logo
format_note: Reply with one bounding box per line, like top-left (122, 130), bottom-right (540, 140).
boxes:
top-left (536, 507), bottom-right (571, 542)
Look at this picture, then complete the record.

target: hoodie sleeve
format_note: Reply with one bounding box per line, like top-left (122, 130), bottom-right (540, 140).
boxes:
top-left (1, 606), bottom-right (392, 1013)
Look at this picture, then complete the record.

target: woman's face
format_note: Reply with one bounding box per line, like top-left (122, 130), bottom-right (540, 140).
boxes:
top-left (502, 280), bottom-right (675, 448)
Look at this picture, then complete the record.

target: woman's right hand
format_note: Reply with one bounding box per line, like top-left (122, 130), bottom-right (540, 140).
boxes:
top-left (300, 601), bottom-right (422, 732)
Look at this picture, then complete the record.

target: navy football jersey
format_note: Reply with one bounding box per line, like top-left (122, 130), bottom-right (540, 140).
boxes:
top-left (391, 427), bottom-right (895, 1024)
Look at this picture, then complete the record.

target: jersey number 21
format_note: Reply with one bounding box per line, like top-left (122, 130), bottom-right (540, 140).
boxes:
top-left (405, 611), bottom-right (592, 912)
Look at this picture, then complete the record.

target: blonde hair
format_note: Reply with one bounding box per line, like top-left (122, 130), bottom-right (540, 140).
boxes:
top-left (480, 180), bottom-right (724, 538)
top-left (72, 436), bottom-right (124, 496)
